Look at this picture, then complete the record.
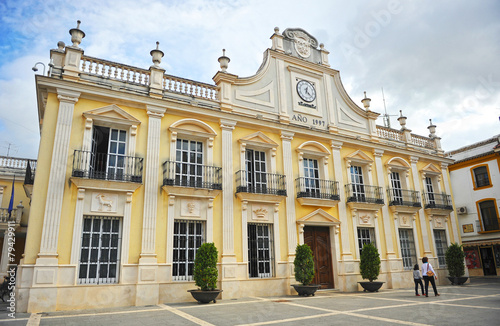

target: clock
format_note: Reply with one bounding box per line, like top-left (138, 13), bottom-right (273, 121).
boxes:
top-left (296, 80), bottom-right (316, 102)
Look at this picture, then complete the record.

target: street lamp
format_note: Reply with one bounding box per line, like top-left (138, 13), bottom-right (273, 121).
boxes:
top-left (32, 62), bottom-right (46, 76)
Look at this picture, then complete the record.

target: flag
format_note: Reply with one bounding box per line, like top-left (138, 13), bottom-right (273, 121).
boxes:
top-left (7, 176), bottom-right (15, 218)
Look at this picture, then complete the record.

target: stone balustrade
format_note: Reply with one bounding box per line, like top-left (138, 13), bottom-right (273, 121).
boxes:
top-left (410, 133), bottom-right (436, 149)
top-left (80, 55), bottom-right (151, 85)
top-left (0, 206), bottom-right (22, 224)
top-left (376, 125), bottom-right (405, 142)
top-left (376, 126), bottom-right (437, 150)
top-left (163, 75), bottom-right (218, 100)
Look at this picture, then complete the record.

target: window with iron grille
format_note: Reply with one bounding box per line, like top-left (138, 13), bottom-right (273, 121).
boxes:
top-left (304, 158), bottom-right (320, 197)
top-left (79, 216), bottom-right (121, 284)
top-left (433, 229), bottom-right (448, 267)
top-left (472, 166), bottom-right (490, 188)
top-left (399, 229), bottom-right (417, 270)
top-left (172, 220), bottom-right (205, 281)
top-left (248, 223), bottom-right (273, 278)
top-left (357, 227), bottom-right (375, 257)
top-left (175, 139), bottom-right (203, 187)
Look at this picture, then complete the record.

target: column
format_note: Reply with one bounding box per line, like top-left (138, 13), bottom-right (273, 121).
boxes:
top-left (441, 163), bottom-right (459, 243)
top-left (373, 149), bottom-right (396, 258)
top-left (70, 189), bottom-right (86, 264)
top-left (281, 131), bottom-right (296, 258)
top-left (37, 89), bottom-right (80, 264)
top-left (220, 119), bottom-right (237, 263)
top-left (410, 156), bottom-right (431, 255)
top-left (0, 230), bottom-right (11, 275)
top-left (139, 105), bottom-right (166, 263)
top-left (331, 141), bottom-right (353, 260)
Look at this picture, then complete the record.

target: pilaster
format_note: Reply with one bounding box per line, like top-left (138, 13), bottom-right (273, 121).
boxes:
top-left (220, 119), bottom-right (237, 263)
top-left (37, 89), bottom-right (80, 264)
top-left (440, 163), bottom-right (459, 243)
top-left (281, 131), bottom-right (296, 259)
top-left (139, 105), bottom-right (166, 264)
top-left (70, 189), bottom-right (86, 264)
top-left (410, 156), bottom-right (431, 255)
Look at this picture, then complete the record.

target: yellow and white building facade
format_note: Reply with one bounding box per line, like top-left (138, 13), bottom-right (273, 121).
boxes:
top-left (17, 23), bottom-right (460, 312)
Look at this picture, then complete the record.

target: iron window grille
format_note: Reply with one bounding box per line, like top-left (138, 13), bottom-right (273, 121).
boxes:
top-left (357, 227), bottom-right (376, 257)
top-left (388, 189), bottom-right (422, 207)
top-left (423, 193), bottom-right (452, 210)
top-left (248, 223), bottom-right (274, 278)
top-left (473, 166), bottom-right (490, 188)
top-left (433, 229), bottom-right (448, 267)
top-left (399, 229), bottom-right (417, 270)
top-left (346, 184), bottom-right (384, 204)
top-left (296, 178), bottom-right (340, 200)
top-left (172, 220), bottom-right (205, 281)
top-left (78, 216), bottom-right (121, 284)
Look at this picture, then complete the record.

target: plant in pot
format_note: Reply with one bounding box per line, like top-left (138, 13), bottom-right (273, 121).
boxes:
top-left (188, 242), bottom-right (222, 303)
top-left (292, 244), bottom-right (320, 296)
top-left (358, 243), bottom-right (384, 292)
top-left (445, 242), bottom-right (468, 285)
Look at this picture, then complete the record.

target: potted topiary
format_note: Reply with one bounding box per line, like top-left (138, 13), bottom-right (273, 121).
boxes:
top-left (188, 242), bottom-right (222, 303)
top-left (292, 244), bottom-right (320, 296)
top-left (445, 242), bottom-right (468, 285)
top-left (358, 243), bottom-right (384, 292)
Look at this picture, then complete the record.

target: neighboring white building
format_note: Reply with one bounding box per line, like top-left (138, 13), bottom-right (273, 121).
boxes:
top-left (448, 135), bottom-right (500, 276)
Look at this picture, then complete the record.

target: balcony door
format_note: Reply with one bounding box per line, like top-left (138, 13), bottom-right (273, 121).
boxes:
top-left (390, 172), bottom-right (403, 204)
top-left (246, 149), bottom-right (267, 193)
top-left (304, 158), bottom-right (320, 197)
top-left (91, 126), bottom-right (127, 180)
top-left (425, 177), bottom-right (435, 206)
top-left (175, 139), bottom-right (203, 187)
top-left (350, 165), bottom-right (365, 201)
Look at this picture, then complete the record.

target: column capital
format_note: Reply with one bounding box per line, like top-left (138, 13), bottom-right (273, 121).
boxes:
top-left (440, 162), bottom-right (449, 169)
top-left (373, 148), bottom-right (384, 157)
top-left (281, 130), bottom-right (294, 141)
top-left (331, 140), bottom-right (343, 150)
top-left (56, 88), bottom-right (80, 103)
top-left (410, 156), bottom-right (419, 164)
top-left (220, 119), bottom-right (236, 130)
top-left (146, 105), bottom-right (166, 118)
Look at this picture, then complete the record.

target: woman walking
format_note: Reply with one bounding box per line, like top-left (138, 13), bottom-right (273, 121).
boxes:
top-left (413, 264), bottom-right (424, 296)
top-left (421, 257), bottom-right (439, 297)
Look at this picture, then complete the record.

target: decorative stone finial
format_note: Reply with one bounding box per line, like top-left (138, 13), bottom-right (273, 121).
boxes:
top-left (361, 91), bottom-right (371, 110)
top-left (69, 20), bottom-right (85, 48)
top-left (320, 43), bottom-right (325, 50)
top-left (218, 49), bottom-right (230, 72)
top-left (274, 27), bottom-right (280, 34)
top-left (57, 41), bottom-right (65, 51)
top-left (397, 110), bottom-right (407, 130)
top-left (428, 119), bottom-right (437, 137)
top-left (150, 41), bottom-right (164, 67)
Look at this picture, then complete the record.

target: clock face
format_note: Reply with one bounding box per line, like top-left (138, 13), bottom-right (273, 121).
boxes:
top-left (296, 80), bottom-right (316, 102)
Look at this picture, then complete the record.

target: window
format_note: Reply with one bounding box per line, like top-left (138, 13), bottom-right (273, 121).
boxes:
top-left (303, 158), bottom-right (320, 197)
top-left (351, 166), bottom-right (365, 201)
top-left (175, 139), bottom-right (203, 187)
top-left (399, 229), bottom-right (417, 270)
top-left (79, 216), bottom-right (121, 284)
top-left (248, 223), bottom-right (273, 278)
top-left (173, 220), bottom-right (205, 281)
top-left (390, 172), bottom-right (403, 204)
top-left (425, 177), bottom-right (435, 205)
top-left (473, 166), bottom-right (490, 188)
top-left (479, 200), bottom-right (500, 231)
top-left (90, 126), bottom-right (127, 180)
top-left (246, 149), bottom-right (267, 193)
top-left (433, 229), bottom-right (447, 267)
top-left (358, 227), bottom-right (375, 257)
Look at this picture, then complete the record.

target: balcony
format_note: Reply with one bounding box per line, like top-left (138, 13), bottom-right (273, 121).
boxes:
top-left (296, 178), bottom-right (340, 207)
top-left (72, 150), bottom-right (143, 183)
top-left (162, 161), bottom-right (222, 190)
top-left (423, 193), bottom-right (453, 212)
top-left (345, 184), bottom-right (384, 211)
top-left (235, 170), bottom-right (286, 204)
top-left (387, 188), bottom-right (422, 214)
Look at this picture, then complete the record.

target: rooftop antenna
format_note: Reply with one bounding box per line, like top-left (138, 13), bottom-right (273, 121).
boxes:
top-left (381, 87), bottom-right (397, 128)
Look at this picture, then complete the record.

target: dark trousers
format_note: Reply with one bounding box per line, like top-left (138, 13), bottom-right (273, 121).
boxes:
top-left (423, 275), bottom-right (438, 296)
top-left (414, 278), bottom-right (424, 295)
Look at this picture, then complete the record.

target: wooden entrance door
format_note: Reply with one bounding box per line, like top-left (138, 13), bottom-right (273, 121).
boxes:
top-left (480, 247), bottom-right (497, 276)
top-left (304, 226), bottom-right (334, 289)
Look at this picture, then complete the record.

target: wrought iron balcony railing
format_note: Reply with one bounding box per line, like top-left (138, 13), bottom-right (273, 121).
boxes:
top-left (72, 150), bottom-right (143, 183)
top-left (162, 161), bottom-right (222, 190)
top-left (296, 178), bottom-right (340, 200)
top-left (236, 170), bottom-right (286, 196)
top-left (387, 189), bottom-right (422, 207)
top-left (423, 193), bottom-right (453, 210)
top-left (345, 184), bottom-right (384, 204)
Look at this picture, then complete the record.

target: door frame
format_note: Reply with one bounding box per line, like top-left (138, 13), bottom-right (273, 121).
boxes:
top-left (480, 246), bottom-right (497, 276)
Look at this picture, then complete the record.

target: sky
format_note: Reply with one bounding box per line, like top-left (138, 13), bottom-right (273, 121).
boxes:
top-left (0, 0), bottom-right (499, 159)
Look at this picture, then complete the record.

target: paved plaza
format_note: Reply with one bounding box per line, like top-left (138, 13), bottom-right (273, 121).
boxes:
top-left (1, 277), bottom-right (499, 325)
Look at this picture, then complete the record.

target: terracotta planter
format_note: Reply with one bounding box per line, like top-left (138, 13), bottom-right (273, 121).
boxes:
top-left (358, 281), bottom-right (384, 292)
top-left (447, 276), bottom-right (468, 285)
top-left (188, 289), bottom-right (222, 304)
top-left (292, 284), bottom-right (320, 296)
